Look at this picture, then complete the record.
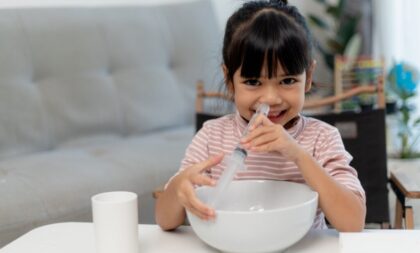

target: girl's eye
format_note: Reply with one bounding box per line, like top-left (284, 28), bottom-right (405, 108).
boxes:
top-left (280, 78), bottom-right (297, 85)
top-left (244, 79), bottom-right (261, 86)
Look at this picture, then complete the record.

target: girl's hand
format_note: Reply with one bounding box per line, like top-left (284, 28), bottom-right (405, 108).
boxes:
top-left (168, 154), bottom-right (224, 220)
top-left (240, 115), bottom-right (301, 161)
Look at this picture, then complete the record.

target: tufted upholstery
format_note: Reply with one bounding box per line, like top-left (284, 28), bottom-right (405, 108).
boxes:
top-left (0, 1), bottom-right (221, 159)
top-left (0, 0), bottom-right (222, 246)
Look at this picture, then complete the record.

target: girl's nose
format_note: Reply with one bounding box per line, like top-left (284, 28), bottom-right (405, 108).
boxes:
top-left (260, 85), bottom-right (281, 104)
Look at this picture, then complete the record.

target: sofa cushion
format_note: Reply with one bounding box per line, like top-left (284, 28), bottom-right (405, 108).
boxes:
top-left (0, 0), bottom-right (221, 159)
top-left (0, 12), bottom-right (52, 159)
top-left (0, 126), bottom-right (194, 245)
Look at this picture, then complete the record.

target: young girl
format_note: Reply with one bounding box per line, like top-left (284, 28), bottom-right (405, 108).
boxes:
top-left (155, 0), bottom-right (366, 232)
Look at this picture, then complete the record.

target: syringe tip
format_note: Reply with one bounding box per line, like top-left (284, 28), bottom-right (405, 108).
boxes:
top-left (257, 103), bottom-right (270, 116)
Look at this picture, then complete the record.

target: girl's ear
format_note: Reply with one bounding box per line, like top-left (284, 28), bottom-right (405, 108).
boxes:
top-left (305, 60), bottom-right (317, 93)
top-left (222, 64), bottom-right (228, 79)
top-left (222, 64), bottom-right (235, 97)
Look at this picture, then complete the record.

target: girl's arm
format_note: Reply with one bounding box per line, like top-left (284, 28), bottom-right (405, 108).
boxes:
top-left (155, 176), bottom-right (187, 230)
top-left (241, 116), bottom-right (365, 232)
top-left (292, 148), bottom-right (366, 232)
top-left (155, 155), bottom-right (223, 230)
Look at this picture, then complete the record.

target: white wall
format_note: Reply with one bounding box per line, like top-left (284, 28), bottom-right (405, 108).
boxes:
top-left (373, 0), bottom-right (420, 116)
top-left (211, 0), bottom-right (241, 29)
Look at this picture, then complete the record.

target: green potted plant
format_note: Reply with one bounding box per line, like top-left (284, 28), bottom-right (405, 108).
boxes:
top-left (387, 62), bottom-right (420, 159)
top-left (307, 0), bottom-right (361, 71)
top-left (307, 0), bottom-right (369, 111)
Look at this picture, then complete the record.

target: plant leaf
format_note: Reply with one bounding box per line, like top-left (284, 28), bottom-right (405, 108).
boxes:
top-left (323, 53), bottom-right (335, 71)
top-left (326, 6), bottom-right (340, 19)
top-left (326, 38), bottom-right (343, 53)
top-left (413, 117), bottom-right (420, 127)
top-left (335, 16), bottom-right (359, 51)
top-left (311, 37), bottom-right (334, 71)
top-left (308, 14), bottom-right (329, 30)
top-left (343, 33), bottom-right (362, 58)
top-left (337, 0), bottom-right (346, 17)
top-left (312, 37), bottom-right (327, 54)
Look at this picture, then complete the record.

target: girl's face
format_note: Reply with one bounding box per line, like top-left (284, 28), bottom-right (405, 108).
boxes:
top-left (228, 62), bottom-right (313, 126)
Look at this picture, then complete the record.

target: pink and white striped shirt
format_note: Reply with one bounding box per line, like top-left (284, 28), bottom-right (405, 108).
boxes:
top-left (176, 111), bottom-right (366, 229)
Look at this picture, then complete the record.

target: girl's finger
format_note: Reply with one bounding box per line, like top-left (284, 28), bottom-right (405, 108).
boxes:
top-left (249, 144), bottom-right (269, 152)
top-left (180, 188), bottom-right (211, 220)
top-left (184, 202), bottom-right (209, 220)
top-left (191, 153), bottom-right (224, 173)
top-left (192, 174), bottom-right (216, 187)
top-left (249, 114), bottom-right (274, 130)
top-left (249, 131), bottom-right (278, 147)
top-left (185, 189), bottom-right (215, 218)
top-left (261, 115), bottom-right (275, 125)
top-left (190, 197), bottom-right (215, 218)
top-left (241, 125), bottom-right (272, 143)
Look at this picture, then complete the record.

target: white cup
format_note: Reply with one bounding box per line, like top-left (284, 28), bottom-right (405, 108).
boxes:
top-left (92, 191), bottom-right (139, 253)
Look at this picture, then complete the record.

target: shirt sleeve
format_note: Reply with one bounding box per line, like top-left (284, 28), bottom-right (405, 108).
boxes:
top-left (164, 123), bottom-right (211, 190)
top-left (315, 127), bottom-right (366, 204)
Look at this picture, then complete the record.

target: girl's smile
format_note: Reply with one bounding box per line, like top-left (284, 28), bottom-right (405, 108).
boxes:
top-left (250, 106), bottom-right (289, 124)
top-left (267, 109), bottom-right (287, 123)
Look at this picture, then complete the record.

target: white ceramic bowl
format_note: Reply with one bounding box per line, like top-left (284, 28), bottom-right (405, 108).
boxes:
top-left (187, 180), bottom-right (318, 253)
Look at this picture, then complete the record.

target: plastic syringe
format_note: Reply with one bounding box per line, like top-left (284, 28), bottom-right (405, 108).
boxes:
top-left (207, 103), bottom-right (269, 208)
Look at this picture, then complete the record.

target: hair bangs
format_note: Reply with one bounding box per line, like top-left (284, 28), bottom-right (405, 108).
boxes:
top-left (274, 28), bottom-right (310, 76)
top-left (236, 10), bottom-right (310, 79)
top-left (239, 33), bottom-right (269, 78)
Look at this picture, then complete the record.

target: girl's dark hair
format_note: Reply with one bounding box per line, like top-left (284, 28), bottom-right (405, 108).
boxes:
top-left (223, 0), bottom-right (313, 83)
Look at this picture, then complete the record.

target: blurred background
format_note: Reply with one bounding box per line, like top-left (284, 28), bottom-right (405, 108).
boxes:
top-left (2, 0), bottom-right (418, 108)
top-left (0, 0), bottom-right (419, 247)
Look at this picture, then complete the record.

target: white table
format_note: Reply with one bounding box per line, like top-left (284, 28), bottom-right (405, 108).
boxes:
top-left (1, 223), bottom-right (338, 253)
top-left (1, 223), bottom-right (420, 253)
